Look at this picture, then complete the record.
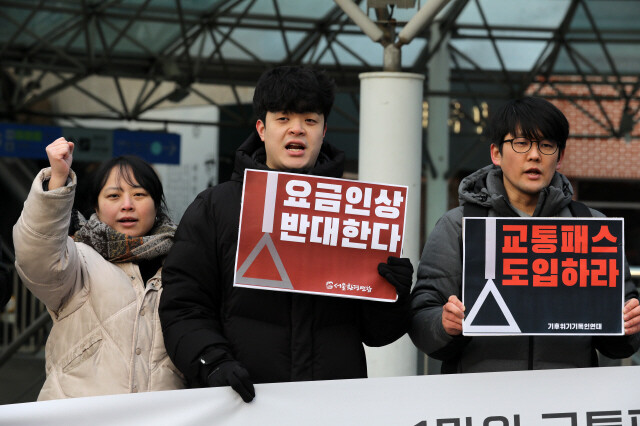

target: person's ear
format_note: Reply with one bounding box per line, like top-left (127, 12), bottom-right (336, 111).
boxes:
top-left (256, 120), bottom-right (266, 142)
top-left (323, 123), bottom-right (327, 139)
top-left (556, 149), bottom-right (565, 169)
top-left (490, 143), bottom-right (502, 167)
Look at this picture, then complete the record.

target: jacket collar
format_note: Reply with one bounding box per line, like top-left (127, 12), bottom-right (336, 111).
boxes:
top-left (230, 132), bottom-right (345, 182)
top-left (458, 164), bottom-right (574, 217)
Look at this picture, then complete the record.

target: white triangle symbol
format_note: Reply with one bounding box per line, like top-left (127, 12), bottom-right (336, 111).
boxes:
top-left (235, 233), bottom-right (293, 289)
top-left (464, 279), bottom-right (521, 333)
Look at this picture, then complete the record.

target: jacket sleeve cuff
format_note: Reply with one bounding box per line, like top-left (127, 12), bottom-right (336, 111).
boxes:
top-left (22, 167), bottom-right (77, 237)
top-left (198, 346), bottom-right (234, 385)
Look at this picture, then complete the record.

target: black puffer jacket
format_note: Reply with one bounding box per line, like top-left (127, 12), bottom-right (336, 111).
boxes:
top-left (160, 133), bottom-right (410, 386)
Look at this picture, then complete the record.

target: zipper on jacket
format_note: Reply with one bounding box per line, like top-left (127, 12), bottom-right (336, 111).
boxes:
top-left (528, 336), bottom-right (534, 370)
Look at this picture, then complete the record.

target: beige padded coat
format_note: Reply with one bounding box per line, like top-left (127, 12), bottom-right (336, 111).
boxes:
top-left (13, 168), bottom-right (185, 400)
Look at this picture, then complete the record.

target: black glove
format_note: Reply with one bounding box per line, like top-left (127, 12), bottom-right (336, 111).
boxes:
top-left (378, 256), bottom-right (413, 300)
top-left (206, 360), bottom-right (255, 403)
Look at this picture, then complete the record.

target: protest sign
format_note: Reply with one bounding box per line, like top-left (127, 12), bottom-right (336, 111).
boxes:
top-left (234, 169), bottom-right (408, 301)
top-left (463, 217), bottom-right (625, 335)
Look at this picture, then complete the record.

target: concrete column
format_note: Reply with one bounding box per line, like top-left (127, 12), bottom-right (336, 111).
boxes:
top-left (358, 71), bottom-right (424, 377)
top-left (425, 25), bottom-right (450, 238)
top-left (424, 24), bottom-right (450, 375)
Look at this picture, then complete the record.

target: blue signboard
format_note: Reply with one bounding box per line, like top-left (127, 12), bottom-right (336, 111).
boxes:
top-left (0, 123), bottom-right (63, 159)
top-left (113, 130), bottom-right (180, 165)
top-left (62, 127), bottom-right (113, 162)
top-left (0, 123), bottom-right (180, 165)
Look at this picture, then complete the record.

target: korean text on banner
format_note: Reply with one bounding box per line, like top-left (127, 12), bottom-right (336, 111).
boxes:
top-left (463, 217), bottom-right (625, 335)
top-left (234, 169), bottom-right (408, 301)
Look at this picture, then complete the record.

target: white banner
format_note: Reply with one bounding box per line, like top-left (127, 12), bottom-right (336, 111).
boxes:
top-left (1, 366), bottom-right (639, 425)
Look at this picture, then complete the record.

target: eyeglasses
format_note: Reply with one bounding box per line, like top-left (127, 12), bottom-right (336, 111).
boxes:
top-left (503, 137), bottom-right (559, 155)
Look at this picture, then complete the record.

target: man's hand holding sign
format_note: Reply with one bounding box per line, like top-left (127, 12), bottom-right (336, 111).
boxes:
top-left (378, 256), bottom-right (414, 300)
top-left (624, 297), bottom-right (640, 335)
top-left (442, 295), bottom-right (465, 336)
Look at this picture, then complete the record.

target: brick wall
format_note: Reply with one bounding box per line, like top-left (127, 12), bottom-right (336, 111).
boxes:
top-left (526, 77), bottom-right (640, 179)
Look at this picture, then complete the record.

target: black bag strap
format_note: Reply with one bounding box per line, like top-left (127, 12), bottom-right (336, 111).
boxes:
top-left (462, 203), bottom-right (489, 217)
top-left (568, 200), bottom-right (592, 217)
top-left (460, 203), bottom-right (489, 258)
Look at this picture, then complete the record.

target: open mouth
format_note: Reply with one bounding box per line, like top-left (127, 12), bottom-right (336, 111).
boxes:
top-left (525, 168), bottom-right (541, 176)
top-left (286, 142), bottom-right (305, 152)
top-left (118, 218), bottom-right (138, 225)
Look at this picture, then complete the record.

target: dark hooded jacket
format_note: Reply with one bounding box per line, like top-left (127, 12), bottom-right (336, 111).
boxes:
top-left (409, 164), bottom-right (640, 373)
top-left (160, 133), bottom-right (410, 386)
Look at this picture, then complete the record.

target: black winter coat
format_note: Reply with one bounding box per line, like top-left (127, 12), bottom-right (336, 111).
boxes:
top-left (160, 133), bottom-right (410, 386)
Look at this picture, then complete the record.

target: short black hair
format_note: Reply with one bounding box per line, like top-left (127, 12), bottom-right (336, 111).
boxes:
top-left (91, 155), bottom-right (169, 221)
top-left (486, 97), bottom-right (569, 155)
top-left (252, 66), bottom-right (336, 124)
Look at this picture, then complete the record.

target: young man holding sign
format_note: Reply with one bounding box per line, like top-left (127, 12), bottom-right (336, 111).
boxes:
top-left (410, 97), bottom-right (640, 373)
top-left (159, 66), bottom-right (412, 402)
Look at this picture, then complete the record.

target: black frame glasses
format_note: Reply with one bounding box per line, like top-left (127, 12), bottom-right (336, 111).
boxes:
top-left (502, 137), bottom-right (559, 155)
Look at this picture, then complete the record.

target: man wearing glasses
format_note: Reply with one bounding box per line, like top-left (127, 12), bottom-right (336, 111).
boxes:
top-left (409, 96), bottom-right (640, 373)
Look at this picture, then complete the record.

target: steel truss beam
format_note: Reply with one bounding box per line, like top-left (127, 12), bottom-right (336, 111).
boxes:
top-left (0, 0), bottom-right (637, 138)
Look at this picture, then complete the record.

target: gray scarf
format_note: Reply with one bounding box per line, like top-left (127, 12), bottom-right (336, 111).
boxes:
top-left (72, 211), bottom-right (176, 263)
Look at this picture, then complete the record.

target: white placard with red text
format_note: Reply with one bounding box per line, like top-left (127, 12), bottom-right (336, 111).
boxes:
top-left (234, 169), bottom-right (408, 301)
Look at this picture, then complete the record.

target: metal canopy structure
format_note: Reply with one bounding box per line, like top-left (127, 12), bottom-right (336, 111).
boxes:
top-left (0, 0), bottom-right (639, 137)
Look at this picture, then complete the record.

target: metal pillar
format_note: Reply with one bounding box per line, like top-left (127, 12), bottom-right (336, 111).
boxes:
top-left (424, 23), bottom-right (450, 375)
top-left (359, 71), bottom-right (424, 377)
top-left (425, 25), bottom-right (450, 238)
